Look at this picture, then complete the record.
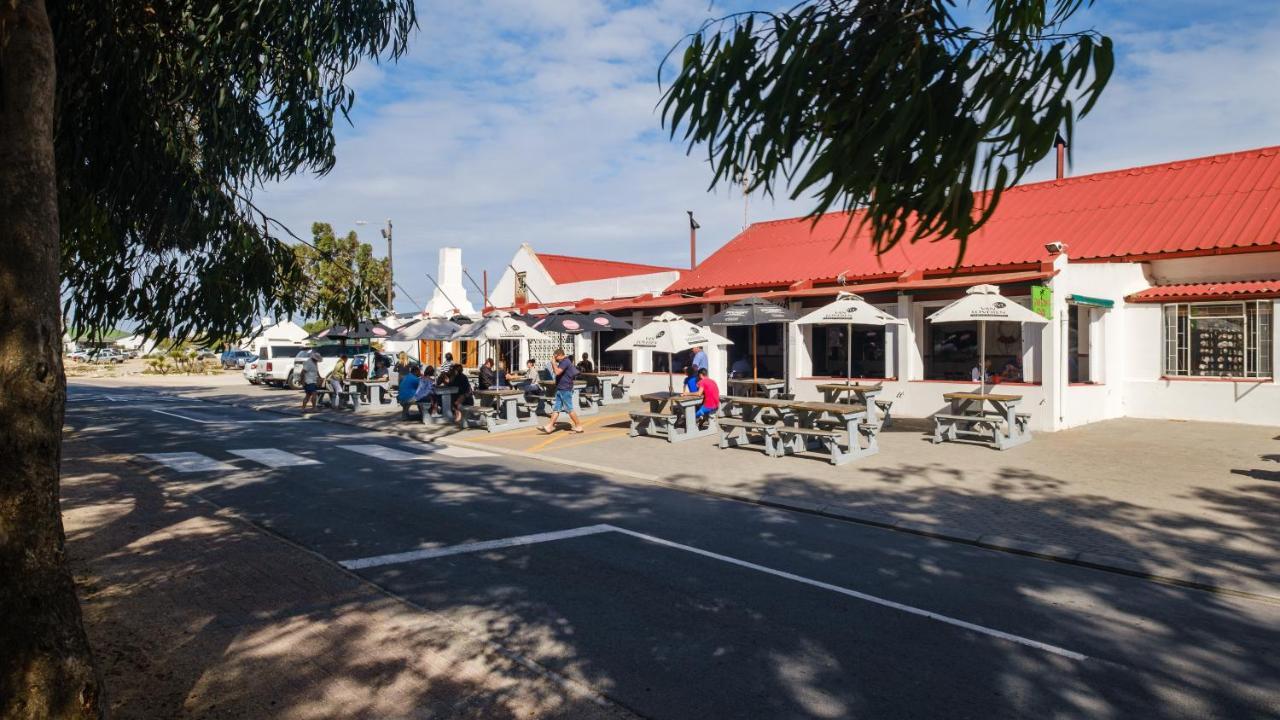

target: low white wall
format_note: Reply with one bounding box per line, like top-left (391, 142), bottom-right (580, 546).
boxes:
top-left (1124, 379), bottom-right (1280, 426)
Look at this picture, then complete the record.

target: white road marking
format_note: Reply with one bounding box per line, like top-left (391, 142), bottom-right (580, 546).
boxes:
top-left (605, 525), bottom-right (1089, 662)
top-left (339, 524), bottom-right (615, 570)
top-left (142, 452), bottom-right (237, 473)
top-left (228, 448), bottom-right (321, 468)
top-left (149, 408), bottom-right (298, 424)
top-left (435, 445), bottom-right (497, 459)
top-left (344, 522), bottom-right (1087, 661)
top-left (337, 443), bottom-right (495, 461)
top-left (338, 444), bottom-right (423, 461)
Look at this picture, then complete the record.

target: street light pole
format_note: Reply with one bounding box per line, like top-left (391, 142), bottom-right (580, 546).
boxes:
top-left (356, 218), bottom-right (394, 316)
top-left (381, 218), bottom-right (393, 313)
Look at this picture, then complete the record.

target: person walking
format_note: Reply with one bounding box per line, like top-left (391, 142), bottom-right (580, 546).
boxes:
top-left (325, 354), bottom-right (348, 408)
top-left (301, 350), bottom-right (322, 411)
top-left (540, 348), bottom-right (583, 434)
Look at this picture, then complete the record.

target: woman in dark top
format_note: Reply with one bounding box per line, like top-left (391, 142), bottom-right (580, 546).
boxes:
top-left (450, 366), bottom-right (472, 422)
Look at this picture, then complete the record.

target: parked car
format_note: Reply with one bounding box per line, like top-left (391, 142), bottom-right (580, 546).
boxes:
top-left (66, 349), bottom-right (90, 362)
top-left (195, 348), bottom-right (218, 360)
top-left (220, 349), bottom-right (256, 369)
top-left (242, 356), bottom-right (261, 384)
top-left (88, 348), bottom-right (126, 364)
top-left (256, 344), bottom-right (310, 386)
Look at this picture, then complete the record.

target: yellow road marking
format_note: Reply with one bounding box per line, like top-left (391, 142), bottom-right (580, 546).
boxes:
top-left (524, 414), bottom-right (616, 452)
top-left (542, 429), bottom-right (630, 452)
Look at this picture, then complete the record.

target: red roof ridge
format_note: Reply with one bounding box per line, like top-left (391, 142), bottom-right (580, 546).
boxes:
top-left (535, 252), bottom-right (679, 273)
top-left (737, 143), bottom-right (1280, 233)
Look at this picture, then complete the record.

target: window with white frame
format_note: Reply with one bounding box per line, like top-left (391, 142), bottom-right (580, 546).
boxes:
top-left (1163, 301), bottom-right (1272, 378)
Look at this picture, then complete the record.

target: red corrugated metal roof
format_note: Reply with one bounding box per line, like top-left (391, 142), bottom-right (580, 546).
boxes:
top-left (671, 145), bottom-right (1280, 293)
top-left (584, 269), bottom-right (1053, 313)
top-left (537, 253), bottom-right (680, 284)
top-left (1127, 280), bottom-right (1280, 302)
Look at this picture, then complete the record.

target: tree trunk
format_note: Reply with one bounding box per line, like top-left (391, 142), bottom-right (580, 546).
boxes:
top-left (0, 2), bottom-right (104, 718)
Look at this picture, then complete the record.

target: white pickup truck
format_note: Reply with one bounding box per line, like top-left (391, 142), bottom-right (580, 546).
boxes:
top-left (254, 344), bottom-right (310, 386)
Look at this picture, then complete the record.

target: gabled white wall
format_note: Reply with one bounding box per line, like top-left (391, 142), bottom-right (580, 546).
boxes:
top-left (490, 244), bottom-right (680, 308)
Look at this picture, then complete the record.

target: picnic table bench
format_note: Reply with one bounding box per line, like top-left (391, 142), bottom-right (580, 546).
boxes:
top-left (630, 392), bottom-right (713, 443)
top-left (934, 392), bottom-right (1031, 450)
top-left (464, 388), bottom-right (536, 432)
top-left (726, 377), bottom-right (787, 398)
top-left (721, 395), bottom-right (797, 425)
top-left (580, 372), bottom-right (628, 405)
top-left (315, 386), bottom-right (361, 410)
top-left (815, 382), bottom-right (890, 428)
top-left (717, 418), bottom-right (782, 455)
top-left (344, 378), bottom-right (391, 408)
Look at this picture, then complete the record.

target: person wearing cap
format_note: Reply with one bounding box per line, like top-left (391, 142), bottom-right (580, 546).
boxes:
top-left (690, 345), bottom-right (708, 373)
top-left (301, 350), bottom-right (321, 411)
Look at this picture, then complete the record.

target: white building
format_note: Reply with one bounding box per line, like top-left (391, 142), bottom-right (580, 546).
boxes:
top-left (238, 318), bottom-right (309, 355)
top-left (526, 144), bottom-right (1280, 430)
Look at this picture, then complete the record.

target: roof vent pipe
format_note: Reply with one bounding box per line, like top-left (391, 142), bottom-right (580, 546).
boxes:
top-left (1054, 133), bottom-right (1068, 180)
top-left (687, 211), bottom-right (701, 270)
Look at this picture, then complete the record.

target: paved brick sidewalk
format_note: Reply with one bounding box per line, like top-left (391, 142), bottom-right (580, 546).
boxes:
top-left (60, 439), bottom-right (636, 720)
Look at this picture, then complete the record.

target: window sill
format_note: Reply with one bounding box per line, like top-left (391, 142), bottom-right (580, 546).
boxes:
top-left (909, 379), bottom-right (1042, 386)
top-left (798, 376), bottom-right (896, 382)
top-left (1069, 382), bottom-right (1105, 387)
top-left (1160, 376), bottom-right (1273, 383)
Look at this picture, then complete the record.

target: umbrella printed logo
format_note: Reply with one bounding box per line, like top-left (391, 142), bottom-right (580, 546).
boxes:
top-left (593, 317), bottom-right (610, 327)
top-left (373, 327), bottom-right (387, 337)
top-left (563, 320), bottom-right (581, 331)
top-left (994, 301), bottom-right (1007, 309)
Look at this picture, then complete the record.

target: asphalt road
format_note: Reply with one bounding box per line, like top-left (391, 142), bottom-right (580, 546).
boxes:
top-left (65, 383), bottom-right (1280, 719)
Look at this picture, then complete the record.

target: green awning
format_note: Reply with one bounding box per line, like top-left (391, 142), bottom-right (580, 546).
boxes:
top-left (1067, 294), bottom-right (1114, 309)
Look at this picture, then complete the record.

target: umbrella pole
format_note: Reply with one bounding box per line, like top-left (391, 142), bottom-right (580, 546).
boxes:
top-left (752, 324), bottom-right (758, 390)
top-left (846, 322), bottom-right (852, 382)
top-left (668, 352), bottom-right (674, 393)
top-left (979, 320), bottom-right (987, 395)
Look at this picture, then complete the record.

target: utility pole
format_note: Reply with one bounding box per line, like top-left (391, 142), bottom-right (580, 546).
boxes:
top-left (356, 218), bottom-right (394, 315)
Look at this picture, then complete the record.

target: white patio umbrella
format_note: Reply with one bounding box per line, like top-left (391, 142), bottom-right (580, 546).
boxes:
top-left (606, 311), bottom-right (733, 392)
top-left (391, 315), bottom-right (462, 342)
top-left (795, 292), bottom-right (904, 380)
top-left (451, 310), bottom-right (549, 379)
top-left (927, 284), bottom-right (1049, 394)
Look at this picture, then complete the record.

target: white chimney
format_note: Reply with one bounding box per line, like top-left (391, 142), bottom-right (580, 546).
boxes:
top-left (425, 247), bottom-right (477, 317)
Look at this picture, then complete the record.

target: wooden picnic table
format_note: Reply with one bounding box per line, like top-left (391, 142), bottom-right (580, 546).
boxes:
top-left (343, 378), bottom-right (391, 408)
top-left (935, 392), bottom-right (1030, 450)
top-left (815, 382), bottom-right (885, 426)
top-left (722, 395), bottom-right (797, 425)
top-left (468, 388), bottom-right (535, 432)
top-left (632, 392), bottom-right (711, 443)
top-left (726, 377), bottom-right (786, 398)
top-left (580, 372), bottom-right (626, 405)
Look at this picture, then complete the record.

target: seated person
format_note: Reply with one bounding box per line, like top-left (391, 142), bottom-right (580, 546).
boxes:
top-left (396, 367), bottom-right (421, 418)
top-left (682, 365), bottom-right (700, 394)
top-left (349, 357), bottom-right (369, 380)
top-left (450, 365), bottom-right (472, 422)
top-left (413, 365), bottom-right (435, 414)
top-left (970, 359), bottom-right (993, 383)
top-left (477, 358), bottom-right (496, 390)
top-left (370, 355), bottom-right (390, 380)
top-left (494, 359), bottom-right (509, 388)
top-left (577, 353), bottom-right (594, 374)
top-left (730, 356), bottom-right (751, 378)
top-left (693, 369), bottom-right (720, 427)
top-left (1000, 359), bottom-right (1022, 382)
top-left (518, 359), bottom-right (541, 399)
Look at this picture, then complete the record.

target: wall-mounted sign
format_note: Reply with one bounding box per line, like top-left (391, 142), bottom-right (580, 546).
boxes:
top-left (1031, 285), bottom-right (1053, 319)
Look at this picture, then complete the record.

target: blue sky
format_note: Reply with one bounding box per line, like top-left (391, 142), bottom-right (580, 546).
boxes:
top-left (259, 1), bottom-right (1280, 314)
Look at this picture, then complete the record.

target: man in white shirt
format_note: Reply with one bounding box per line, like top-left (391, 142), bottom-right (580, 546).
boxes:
top-left (691, 345), bottom-right (709, 373)
top-left (301, 351), bottom-right (321, 411)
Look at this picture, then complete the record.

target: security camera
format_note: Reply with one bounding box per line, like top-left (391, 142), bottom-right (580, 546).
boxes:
top-left (1044, 241), bottom-right (1067, 255)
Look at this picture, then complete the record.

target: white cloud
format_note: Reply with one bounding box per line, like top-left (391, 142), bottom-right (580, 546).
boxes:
top-left (258, 2), bottom-right (1280, 312)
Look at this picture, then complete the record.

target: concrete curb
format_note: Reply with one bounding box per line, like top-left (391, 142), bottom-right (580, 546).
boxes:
top-left (180, 391), bottom-right (1280, 604)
